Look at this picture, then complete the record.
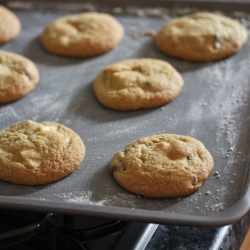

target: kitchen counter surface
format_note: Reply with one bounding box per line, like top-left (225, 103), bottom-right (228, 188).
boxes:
top-left (145, 212), bottom-right (250, 249)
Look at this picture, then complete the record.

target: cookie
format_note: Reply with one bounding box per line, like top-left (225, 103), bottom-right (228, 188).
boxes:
top-left (155, 12), bottom-right (248, 62)
top-left (40, 12), bottom-right (124, 57)
top-left (0, 120), bottom-right (85, 185)
top-left (0, 5), bottom-right (21, 45)
top-left (93, 58), bottom-right (184, 111)
top-left (110, 134), bottom-right (214, 198)
top-left (0, 50), bottom-right (39, 104)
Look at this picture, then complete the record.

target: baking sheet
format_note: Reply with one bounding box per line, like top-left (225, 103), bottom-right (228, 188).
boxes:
top-left (0, 0), bottom-right (250, 227)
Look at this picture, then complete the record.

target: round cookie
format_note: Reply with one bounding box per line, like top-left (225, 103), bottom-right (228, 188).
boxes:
top-left (0, 120), bottom-right (85, 185)
top-left (0, 50), bottom-right (39, 104)
top-left (40, 12), bottom-right (124, 57)
top-left (0, 5), bottom-right (21, 45)
top-left (155, 12), bottom-right (248, 62)
top-left (110, 134), bottom-right (214, 198)
top-left (93, 58), bottom-right (184, 111)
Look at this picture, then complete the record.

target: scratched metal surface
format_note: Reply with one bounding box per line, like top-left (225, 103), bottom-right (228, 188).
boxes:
top-left (0, 1), bottom-right (250, 227)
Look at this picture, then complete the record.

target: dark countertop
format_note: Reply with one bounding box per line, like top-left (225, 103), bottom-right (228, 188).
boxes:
top-left (145, 212), bottom-right (250, 250)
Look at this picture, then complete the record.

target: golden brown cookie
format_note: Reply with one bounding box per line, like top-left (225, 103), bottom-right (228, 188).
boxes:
top-left (40, 12), bottom-right (124, 57)
top-left (0, 50), bottom-right (39, 104)
top-left (0, 5), bottom-right (21, 45)
top-left (0, 120), bottom-right (85, 185)
top-left (93, 58), bottom-right (184, 111)
top-left (155, 12), bottom-right (248, 62)
top-left (110, 134), bottom-right (214, 198)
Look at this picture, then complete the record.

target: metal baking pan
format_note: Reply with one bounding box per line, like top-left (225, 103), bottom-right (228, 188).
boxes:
top-left (0, 0), bottom-right (250, 227)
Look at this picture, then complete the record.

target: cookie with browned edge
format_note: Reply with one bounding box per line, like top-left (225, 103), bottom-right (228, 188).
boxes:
top-left (41, 12), bottom-right (124, 57)
top-left (0, 120), bottom-right (85, 185)
top-left (155, 12), bottom-right (248, 62)
top-left (93, 58), bottom-right (183, 111)
top-left (0, 50), bottom-right (39, 104)
top-left (0, 5), bottom-right (21, 45)
top-left (110, 134), bottom-right (214, 198)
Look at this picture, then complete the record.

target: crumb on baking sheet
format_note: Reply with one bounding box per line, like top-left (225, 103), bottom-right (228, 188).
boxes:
top-left (143, 29), bottom-right (157, 36)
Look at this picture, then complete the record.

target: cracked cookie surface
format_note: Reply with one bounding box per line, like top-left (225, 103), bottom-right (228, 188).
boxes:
top-left (0, 120), bottom-right (85, 185)
top-left (93, 58), bottom-right (183, 110)
top-left (40, 12), bottom-right (124, 57)
top-left (110, 134), bottom-right (214, 198)
top-left (0, 5), bottom-right (20, 45)
top-left (0, 50), bottom-right (39, 103)
top-left (155, 12), bottom-right (248, 62)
